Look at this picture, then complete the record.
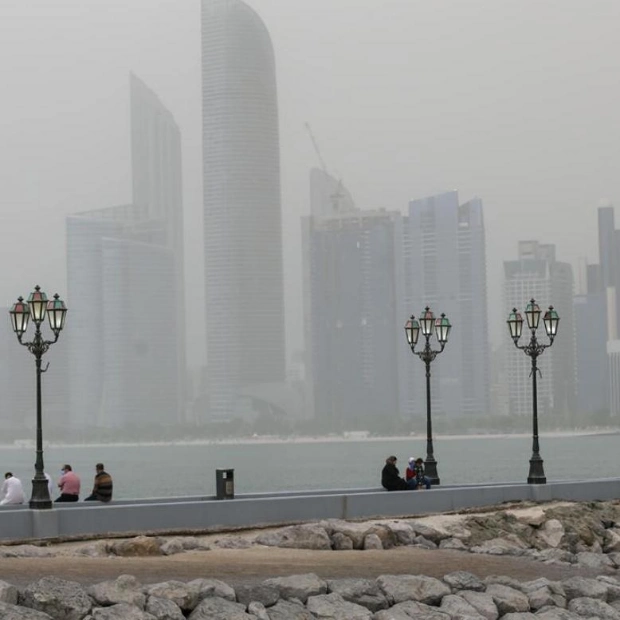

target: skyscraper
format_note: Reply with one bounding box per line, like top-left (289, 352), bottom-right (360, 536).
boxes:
top-left (303, 201), bottom-right (406, 429)
top-left (202, 0), bottom-right (285, 420)
top-left (503, 241), bottom-right (575, 421)
top-left (66, 75), bottom-right (185, 430)
top-left (406, 191), bottom-right (490, 420)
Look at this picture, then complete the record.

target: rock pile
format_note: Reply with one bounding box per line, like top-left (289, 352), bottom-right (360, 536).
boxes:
top-left (2, 501), bottom-right (620, 575)
top-left (2, 570), bottom-right (620, 619)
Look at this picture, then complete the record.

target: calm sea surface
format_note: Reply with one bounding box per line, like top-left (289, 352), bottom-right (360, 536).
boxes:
top-left (2, 433), bottom-right (619, 500)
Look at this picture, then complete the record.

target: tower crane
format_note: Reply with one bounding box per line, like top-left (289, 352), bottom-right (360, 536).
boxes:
top-left (304, 122), bottom-right (345, 211)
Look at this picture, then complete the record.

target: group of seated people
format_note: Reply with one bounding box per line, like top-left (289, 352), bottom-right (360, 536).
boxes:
top-left (381, 455), bottom-right (432, 491)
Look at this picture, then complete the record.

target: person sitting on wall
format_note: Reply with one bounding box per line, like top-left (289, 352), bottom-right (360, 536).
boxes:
top-left (0, 472), bottom-right (25, 505)
top-left (381, 456), bottom-right (414, 491)
top-left (84, 463), bottom-right (113, 502)
top-left (406, 457), bottom-right (431, 490)
top-left (55, 464), bottom-right (80, 502)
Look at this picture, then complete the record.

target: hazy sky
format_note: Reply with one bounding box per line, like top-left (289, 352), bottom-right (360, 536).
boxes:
top-left (1, 0), bottom-right (619, 367)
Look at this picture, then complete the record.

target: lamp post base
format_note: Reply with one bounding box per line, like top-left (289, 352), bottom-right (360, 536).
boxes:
top-left (29, 477), bottom-right (52, 510)
top-left (424, 457), bottom-right (440, 486)
top-left (527, 456), bottom-right (546, 484)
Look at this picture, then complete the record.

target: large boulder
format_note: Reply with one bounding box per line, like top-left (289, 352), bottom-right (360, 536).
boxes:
top-left (604, 529), bottom-right (620, 553)
top-left (526, 585), bottom-right (565, 611)
top-left (0, 546), bottom-right (53, 559)
top-left (464, 512), bottom-right (534, 548)
top-left (186, 579), bottom-right (236, 603)
top-left (265, 599), bottom-right (315, 619)
top-left (377, 574), bottom-right (450, 605)
top-left (0, 600), bottom-right (55, 619)
top-left (536, 548), bottom-right (576, 564)
top-left (460, 590), bottom-right (499, 620)
top-left (362, 533), bottom-right (383, 550)
top-left (327, 578), bottom-right (389, 612)
top-left (235, 584), bottom-right (280, 608)
top-left (143, 581), bottom-right (198, 612)
top-left (377, 521), bottom-right (415, 546)
top-left (110, 536), bottom-right (162, 557)
top-left (0, 579), bottom-right (19, 604)
top-left (535, 610), bottom-right (582, 620)
top-left (442, 571), bottom-right (485, 593)
top-left (506, 506), bottom-right (547, 527)
top-left (255, 525), bottom-right (331, 550)
top-left (599, 576), bottom-right (620, 603)
top-left (71, 542), bottom-right (110, 558)
top-left (21, 577), bottom-right (93, 620)
top-left (306, 592), bottom-right (373, 619)
top-left (537, 520), bottom-right (565, 548)
top-left (262, 574), bottom-right (327, 604)
top-left (439, 593), bottom-right (487, 619)
top-left (374, 600), bottom-right (450, 620)
top-left (247, 601), bottom-right (269, 620)
top-left (88, 575), bottom-right (146, 608)
top-left (544, 502), bottom-right (616, 550)
top-left (470, 535), bottom-right (529, 556)
top-left (567, 596), bottom-right (620, 619)
top-left (485, 583), bottom-right (530, 615)
top-left (187, 596), bottom-right (252, 619)
top-left (320, 520), bottom-right (371, 549)
top-left (562, 576), bottom-right (609, 602)
top-left (90, 603), bottom-right (156, 619)
top-left (409, 517), bottom-right (471, 544)
top-left (575, 550), bottom-right (616, 570)
top-left (144, 596), bottom-right (184, 620)
top-left (331, 532), bottom-right (354, 550)
top-left (211, 537), bottom-right (249, 550)
top-left (439, 537), bottom-right (468, 551)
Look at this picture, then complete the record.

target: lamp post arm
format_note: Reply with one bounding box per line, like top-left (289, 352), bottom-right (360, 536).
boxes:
top-left (18, 328), bottom-right (60, 359)
top-left (414, 343), bottom-right (445, 364)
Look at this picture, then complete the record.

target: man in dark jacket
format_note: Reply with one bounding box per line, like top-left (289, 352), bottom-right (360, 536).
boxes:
top-left (381, 456), bottom-right (410, 491)
top-left (84, 463), bottom-right (113, 502)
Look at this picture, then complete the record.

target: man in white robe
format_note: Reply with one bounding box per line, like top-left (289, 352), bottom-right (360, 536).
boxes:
top-left (0, 472), bottom-right (25, 505)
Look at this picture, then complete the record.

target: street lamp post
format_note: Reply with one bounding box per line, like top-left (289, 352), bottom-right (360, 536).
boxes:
top-left (404, 307), bottom-right (451, 486)
top-left (507, 299), bottom-right (559, 485)
top-left (9, 286), bottom-right (68, 509)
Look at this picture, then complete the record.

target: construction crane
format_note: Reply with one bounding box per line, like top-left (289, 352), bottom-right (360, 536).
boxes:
top-left (304, 122), bottom-right (345, 212)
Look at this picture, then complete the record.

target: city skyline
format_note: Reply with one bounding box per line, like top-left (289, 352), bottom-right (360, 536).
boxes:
top-left (0, 1), bottom-right (618, 431)
top-left (0, 1), bottom-right (618, 371)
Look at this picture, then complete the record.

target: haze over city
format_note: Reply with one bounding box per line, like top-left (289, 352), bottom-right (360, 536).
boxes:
top-left (0, 0), bottom-right (619, 437)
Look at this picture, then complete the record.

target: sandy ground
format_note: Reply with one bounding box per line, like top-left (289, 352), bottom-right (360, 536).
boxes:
top-left (0, 545), bottom-right (603, 588)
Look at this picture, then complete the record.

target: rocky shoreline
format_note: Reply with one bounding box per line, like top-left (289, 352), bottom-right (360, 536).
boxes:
top-left (2, 499), bottom-right (620, 618)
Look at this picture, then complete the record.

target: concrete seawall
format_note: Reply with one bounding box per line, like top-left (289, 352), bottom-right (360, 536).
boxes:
top-left (1, 478), bottom-right (619, 543)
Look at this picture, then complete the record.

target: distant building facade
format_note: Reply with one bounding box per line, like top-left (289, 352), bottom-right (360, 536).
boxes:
top-left (406, 191), bottom-right (490, 420)
top-left (303, 207), bottom-right (406, 429)
top-left (596, 203), bottom-right (620, 420)
top-left (503, 241), bottom-right (576, 421)
top-left (66, 75), bottom-right (185, 430)
top-left (202, 0), bottom-right (286, 421)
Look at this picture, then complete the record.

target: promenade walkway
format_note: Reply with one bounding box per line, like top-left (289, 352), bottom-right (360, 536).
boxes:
top-left (0, 529), bottom-right (603, 588)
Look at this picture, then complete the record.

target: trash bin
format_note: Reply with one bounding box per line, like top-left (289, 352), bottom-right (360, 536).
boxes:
top-left (216, 468), bottom-right (234, 499)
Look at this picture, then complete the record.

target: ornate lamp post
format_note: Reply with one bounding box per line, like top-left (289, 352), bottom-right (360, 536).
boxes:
top-left (507, 299), bottom-right (559, 484)
top-left (9, 286), bottom-right (67, 509)
top-left (404, 307), bottom-right (451, 485)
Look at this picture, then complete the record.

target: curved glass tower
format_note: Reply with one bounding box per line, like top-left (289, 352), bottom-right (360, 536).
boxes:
top-left (202, 0), bottom-right (285, 420)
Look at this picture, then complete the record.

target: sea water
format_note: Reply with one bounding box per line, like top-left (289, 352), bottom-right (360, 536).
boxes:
top-left (2, 432), bottom-right (618, 500)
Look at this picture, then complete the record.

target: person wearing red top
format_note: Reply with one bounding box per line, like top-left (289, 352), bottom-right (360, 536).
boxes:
top-left (56, 464), bottom-right (81, 502)
top-left (405, 457), bottom-right (431, 489)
